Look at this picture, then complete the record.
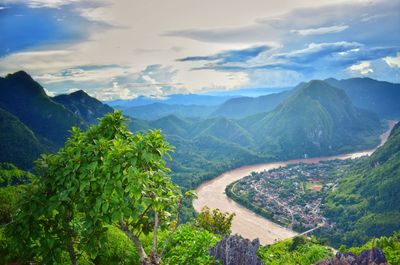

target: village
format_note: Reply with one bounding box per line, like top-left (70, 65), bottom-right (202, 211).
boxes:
top-left (231, 158), bottom-right (361, 232)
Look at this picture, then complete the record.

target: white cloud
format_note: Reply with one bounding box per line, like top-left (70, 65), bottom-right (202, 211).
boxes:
top-left (291, 25), bottom-right (349, 36)
top-left (348, 61), bottom-right (373, 75)
top-left (384, 53), bottom-right (400, 68)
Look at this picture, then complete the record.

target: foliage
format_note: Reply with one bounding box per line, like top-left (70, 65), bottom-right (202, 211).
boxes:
top-left (93, 226), bottom-right (140, 265)
top-left (317, 122), bottom-right (400, 247)
top-left (160, 224), bottom-right (220, 265)
top-left (0, 164), bottom-right (35, 263)
top-left (344, 231), bottom-right (400, 265)
top-left (258, 236), bottom-right (333, 265)
top-left (192, 206), bottom-right (235, 236)
top-left (8, 111), bottom-right (181, 265)
top-left (0, 108), bottom-right (47, 169)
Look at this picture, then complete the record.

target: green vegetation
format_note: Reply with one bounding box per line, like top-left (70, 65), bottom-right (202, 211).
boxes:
top-left (326, 77), bottom-right (400, 119)
top-left (344, 232), bottom-right (400, 265)
top-left (7, 112), bottom-right (181, 264)
top-left (316, 122), bottom-right (400, 248)
top-left (160, 224), bottom-right (220, 265)
top-left (0, 107), bottom-right (48, 169)
top-left (257, 236), bottom-right (333, 265)
top-left (53, 90), bottom-right (113, 124)
top-left (210, 90), bottom-right (290, 119)
top-left (193, 206), bottom-right (235, 235)
top-left (0, 71), bottom-right (83, 147)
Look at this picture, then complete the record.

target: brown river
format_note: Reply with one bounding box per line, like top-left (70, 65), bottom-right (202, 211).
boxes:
top-left (193, 121), bottom-right (396, 245)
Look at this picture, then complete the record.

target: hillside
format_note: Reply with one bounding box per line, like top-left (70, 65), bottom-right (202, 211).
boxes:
top-left (0, 71), bottom-right (83, 146)
top-left (318, 122), bottom-right (400, 247)
top-left (53, 90), bottom-right (113, 123)
top-left (242, 80), bottom-right (382, 159)
top-left (0, 71), bottom-right (115, 169)
top-left (210, 91), bottom-right (290, 119)
top-left (325, 77), bottom-right (400, 119)
top-left (0, 108), bottom-right (47, 169)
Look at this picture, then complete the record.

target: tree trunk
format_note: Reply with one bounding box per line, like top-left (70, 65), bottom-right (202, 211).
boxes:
top-left (67, 242), bottom-right (78, 265)
top-left (119, 222), bottom-right (159, 264)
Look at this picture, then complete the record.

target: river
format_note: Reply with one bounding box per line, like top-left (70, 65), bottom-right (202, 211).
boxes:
top-left (193, 121), bottom-right (396, 245)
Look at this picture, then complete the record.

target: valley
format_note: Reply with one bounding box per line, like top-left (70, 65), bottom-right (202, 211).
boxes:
top-left (193, 121), bottom-right (396, 245)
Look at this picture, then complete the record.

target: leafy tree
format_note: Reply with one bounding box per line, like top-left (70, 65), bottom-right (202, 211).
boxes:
top-left (160, 224), bottom-right (220, 265)
top-left (193, 206), bottom-right (235, 235)
top-left (9, 111), bottom-right (181, 265)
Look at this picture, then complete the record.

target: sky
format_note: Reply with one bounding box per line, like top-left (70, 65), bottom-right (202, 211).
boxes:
top-left (0, 0), bottom-right (399, 100)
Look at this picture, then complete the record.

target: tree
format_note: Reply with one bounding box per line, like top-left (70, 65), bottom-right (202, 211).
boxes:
top-left (193, 206), bottom-right (235, 235)
top-left (9, 111), bottom-right (181, 265)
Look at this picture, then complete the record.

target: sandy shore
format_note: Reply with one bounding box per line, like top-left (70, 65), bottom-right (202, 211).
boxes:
top-left (193, 121), bottom-right (396, 245)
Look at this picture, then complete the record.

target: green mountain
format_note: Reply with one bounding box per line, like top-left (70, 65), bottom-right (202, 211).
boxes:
top-left (53, 90), bottom-right (113, 123)
top-left (0, 71), bottom-right (115, 169)
top-left (242, 80), bottom-right (382, 159)
top-left (319, 122), bottom-right (400, 247)
top-left (0, 108), bottom-right (47, 169)
top-left (0, 71), bottom-right (83, 146)
top-left (325, 77), bottom-right (400, 119)
top-left (210, 91), bottom-right (290, 119)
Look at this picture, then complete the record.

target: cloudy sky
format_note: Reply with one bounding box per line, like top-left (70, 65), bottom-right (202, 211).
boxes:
top-left (0, 0), bottom-right (399, 100)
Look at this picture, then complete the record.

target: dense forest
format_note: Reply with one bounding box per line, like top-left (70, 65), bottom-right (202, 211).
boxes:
top-left (1, 71), bottom-right (399, 264)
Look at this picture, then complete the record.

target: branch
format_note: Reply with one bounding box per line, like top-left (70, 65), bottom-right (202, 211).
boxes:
top-left (152, 211), bottom-right (159, 256)
top-left (119, 221), bottom-right (149, 263)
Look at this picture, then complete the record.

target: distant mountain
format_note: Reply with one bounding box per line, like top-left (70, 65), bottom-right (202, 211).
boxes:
top-left (241, 80), bottom-right (382, 159)
top-left (210, 91), bottom-right (290, 119)
top-left (203, 86), bottom-right (292, 97)
top-left (325, 77), bottom-right (400, 119)
top-left (53, 90), bottom-right (113, 123)
top-left (319, 121), bottom-right (400, 247)
top-left (107, 94), bottom-right (234, 108)
top-left (0, 108), bottom-right (47, 169)
top-left (0, 71), bottom-right (83, 146)
top-left (119, 102), bottom-right (216, 120)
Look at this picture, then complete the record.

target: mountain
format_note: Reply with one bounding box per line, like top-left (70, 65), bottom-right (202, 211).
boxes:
top-left (319, 121), bottom-right (400, 247)
top-left (325, 77), bottom-right (400, 119)
top-left (107, 94), bottom-right (234, 108)
top-left (119, 102), bottom-right (216, 120)
top-left (53, 90), bottom-right (113, 123)
top-left (0, 108), bottom-right (47, 169)
top-left (0, 71), bottom-right (115, 169)
top-left (210, 91), bottom-right (290, 119)
top-left (0, 71), bottom-right (83, 146)
top-left (203, 86), bottom-right (292, 97)
top-left (241, 80), bottom-right (382, 159)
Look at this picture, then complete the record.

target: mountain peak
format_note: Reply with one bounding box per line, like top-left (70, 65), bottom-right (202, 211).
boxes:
top-left (70, 90), bottom-right (88, 97)
top-left (6, 70), bottom-right (33, 81)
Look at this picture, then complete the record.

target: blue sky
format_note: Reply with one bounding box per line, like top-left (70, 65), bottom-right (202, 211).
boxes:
top-left (0, 0), bottom-right (399, 100)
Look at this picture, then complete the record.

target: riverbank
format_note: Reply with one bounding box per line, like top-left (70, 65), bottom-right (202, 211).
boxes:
top-left (193, 121), bottom-right (396, 245)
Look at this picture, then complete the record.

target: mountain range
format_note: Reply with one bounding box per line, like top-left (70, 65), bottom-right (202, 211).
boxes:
top-left (112, 77), bottom-right (400, 121)
top-left (0, 71), bottom-right (390, 189)
top-left (0, 71), bottom-right (113, 168)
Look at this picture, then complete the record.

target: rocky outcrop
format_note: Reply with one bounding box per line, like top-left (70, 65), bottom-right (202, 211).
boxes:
top-left (315, 248), bottom-right (387, 265)
top-left (209, 235), bottom-right (263, 265)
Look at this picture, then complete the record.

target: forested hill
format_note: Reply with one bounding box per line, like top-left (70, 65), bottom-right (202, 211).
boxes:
top-left (0, 71), bottom-right (113, 169)
top-left (325, 77), bottom-right (400, 119)
top-left (53, 90), bottom-right (113, 124)
top-left (0, 71), bottom-right (83, 146)
top-left (319, 121), bottom-right (400, 247)
top-left (239, 80), bottom-right (382, 159)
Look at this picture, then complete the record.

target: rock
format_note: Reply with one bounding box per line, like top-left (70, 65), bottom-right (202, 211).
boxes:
top-left (209, 234), bottom-right (263, 265)
top-left (315, 248), bottom-right (387, 265)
